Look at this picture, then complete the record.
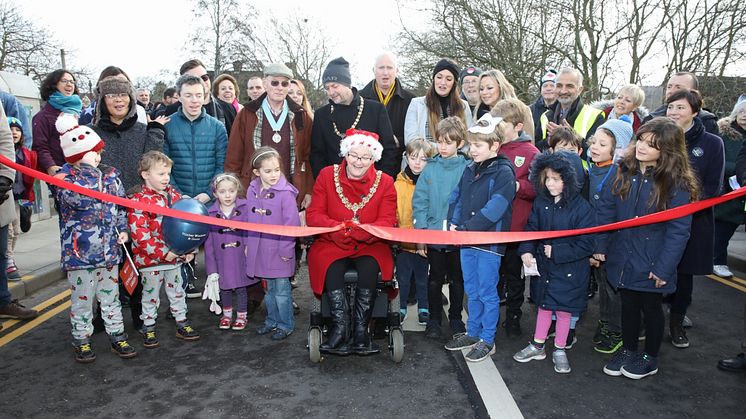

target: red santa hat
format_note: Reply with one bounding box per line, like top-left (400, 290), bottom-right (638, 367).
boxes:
top-left (339, 129), bottom-right (383, 162)
top-left (56, 113), bottom-right (105, 164)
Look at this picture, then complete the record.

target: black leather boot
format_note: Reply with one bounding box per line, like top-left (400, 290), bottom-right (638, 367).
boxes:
top-left (320, 289), bottom-right (351, 355)
top-left (352, 288), bottom-right (380, 355)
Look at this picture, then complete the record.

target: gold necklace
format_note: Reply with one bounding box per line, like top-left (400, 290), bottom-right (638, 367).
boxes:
top-left (330, 96), bottom-right (364, 138)
top-left (333, 164), bottom-right (382, 223)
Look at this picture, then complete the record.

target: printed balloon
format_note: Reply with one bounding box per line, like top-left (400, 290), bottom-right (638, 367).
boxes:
top-left (162, 199), bottom-right (209, 255)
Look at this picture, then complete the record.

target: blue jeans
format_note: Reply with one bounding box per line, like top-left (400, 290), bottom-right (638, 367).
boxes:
top-left (0, 225), bottom-right (10, 308)
top-left (396, 251), bottom-right (429, 311)
top-left (264, 278), bottom-right (294, 332)
top-left (461, 247), bottom-right (501, 345)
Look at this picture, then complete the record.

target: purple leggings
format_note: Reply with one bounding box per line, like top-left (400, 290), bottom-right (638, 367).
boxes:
top-left (220, 287), bottom-right (248, 312)
top-left (534, 308), bottom-right (572, 348)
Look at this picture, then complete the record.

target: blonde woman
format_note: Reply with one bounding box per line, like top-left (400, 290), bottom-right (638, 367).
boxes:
top-left (473, 69), bottom-right (517, 120)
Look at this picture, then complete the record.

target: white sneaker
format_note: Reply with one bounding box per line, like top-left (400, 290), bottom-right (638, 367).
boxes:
top-left (713, 265), bottom-right (733, 279)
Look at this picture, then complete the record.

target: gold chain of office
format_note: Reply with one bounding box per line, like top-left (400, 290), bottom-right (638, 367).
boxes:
top-left (333, 164), bottom-right (382, 222)
top-left (330, 96), bottom-right (364, 138)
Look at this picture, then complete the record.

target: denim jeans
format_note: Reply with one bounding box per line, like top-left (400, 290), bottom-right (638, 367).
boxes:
top-left (396, 251), bottom-right (429, 311)
top-left (461, 247), bottom-right (501, 345)
top-left (264, 278), bottom-right (294, 332)
top-left (0, 225), bottom-right (10, 308)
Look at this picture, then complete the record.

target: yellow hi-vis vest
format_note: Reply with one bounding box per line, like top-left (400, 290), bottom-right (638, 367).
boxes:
top-left (540, 105), bottom-right (604, 141)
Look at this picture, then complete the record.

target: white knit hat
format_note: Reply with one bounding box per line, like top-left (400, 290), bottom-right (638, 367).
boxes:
top-left (56, 113), bottom-right (105, 164)
top-left (339, 129), bottom-right (383, 162)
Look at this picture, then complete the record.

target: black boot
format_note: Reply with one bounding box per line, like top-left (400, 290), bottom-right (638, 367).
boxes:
top-left (670, 313), bottom-right (689, 348)
top-left (320, 289), bottom-right (351, 355)
top-left (352, 288), bottom-right (380, 355)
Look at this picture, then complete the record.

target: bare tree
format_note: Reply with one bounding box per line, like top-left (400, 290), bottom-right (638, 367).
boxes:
top-left (189, 0), bottom-right (254, 74)
top-left (0, 1), bottom-right (61, 81)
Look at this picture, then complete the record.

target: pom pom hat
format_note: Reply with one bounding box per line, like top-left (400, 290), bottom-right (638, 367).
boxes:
top-left (56, 113), bottom-right (105, 164)
top-left (339, 129), bottom-right (383, 162)
top-left (7, 116), bottom-right (22, 131)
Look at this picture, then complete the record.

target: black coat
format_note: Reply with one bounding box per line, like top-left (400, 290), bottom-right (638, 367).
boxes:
top-left (715, 118), bottom-right (745, 225)
top-left (359, 78), bottom-right (414, 169)
top-left (310, 88), bottom-right (398, 178)
top-left (518, 153), bottom-right (594, 314)
top-left (678, 117), bottom-right (725, 274)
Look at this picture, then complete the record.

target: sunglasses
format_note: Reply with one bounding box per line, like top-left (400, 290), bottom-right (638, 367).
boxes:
top-left (199, 74), bottom-right (211, 82)
top-left (270, 80), bottom-right (290, 87)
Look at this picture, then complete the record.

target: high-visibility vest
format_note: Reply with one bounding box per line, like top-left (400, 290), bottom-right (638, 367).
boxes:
top-left (540, 105), bottom-right (604, 140)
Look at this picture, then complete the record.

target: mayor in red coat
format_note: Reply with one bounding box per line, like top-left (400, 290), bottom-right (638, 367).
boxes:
top-left (306, 129), bottom-right (397, 356)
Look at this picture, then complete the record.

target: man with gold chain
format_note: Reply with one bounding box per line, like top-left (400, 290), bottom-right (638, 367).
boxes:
top-left (310, 57), bottom-right (398, 178)
top-left (359, 52), bottom-right (415, 170)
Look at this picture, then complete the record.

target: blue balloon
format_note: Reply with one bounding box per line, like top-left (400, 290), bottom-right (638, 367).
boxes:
top-left (162, 199), bottom-right (210, 255)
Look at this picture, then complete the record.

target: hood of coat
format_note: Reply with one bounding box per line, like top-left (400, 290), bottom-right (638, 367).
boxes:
top-left (208, 197), bottom-right (249, 218)
top-left (529, 151), bottom-right (581, 203)
top-left (718, 117), bottom-right (746, 141)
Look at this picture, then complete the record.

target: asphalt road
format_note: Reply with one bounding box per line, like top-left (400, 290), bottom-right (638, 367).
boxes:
top-left (2, 262), bottom-right (745, 418)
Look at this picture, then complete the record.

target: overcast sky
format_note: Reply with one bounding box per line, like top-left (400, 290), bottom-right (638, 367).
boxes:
top-left (12, 0), bottom-right (411, 87)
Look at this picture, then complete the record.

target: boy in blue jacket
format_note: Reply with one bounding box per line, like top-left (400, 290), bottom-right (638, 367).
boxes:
top-left (444, 113), bottom-right (516, 362)
top-left (412, 117), bottom-right (470, 339)
top-left (54, 113), bottom-right (136, 363)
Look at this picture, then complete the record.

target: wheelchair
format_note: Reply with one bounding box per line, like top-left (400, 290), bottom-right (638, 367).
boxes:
top-left (307, 268), bottom-right (404, 363)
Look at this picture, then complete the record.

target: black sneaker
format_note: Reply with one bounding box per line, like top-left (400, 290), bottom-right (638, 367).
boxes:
top-left (465, 340), bottom-right (495, 362)
top-left (444, 333), bottom-right (479, 351)
top-left (670, 328), bottom-right (689, 348)
top-left (73, 342), bottom-right (97, 363)
top-left (425, 320), bottom-right (443, 340)
top-left (621, 352), bottom-right (658, 379)
top-left (110, 337), bottom-right (138, 359)
top-left (603, 348), bottom-right (637, 376)
top-left (594, 331), bottom-right (623, 354)
top-left (140, 327), bottom-right (160, 348)
top-left (185, 282), bottom-right (201, 299)
top-left (176, 323), bottom-right (201, 341)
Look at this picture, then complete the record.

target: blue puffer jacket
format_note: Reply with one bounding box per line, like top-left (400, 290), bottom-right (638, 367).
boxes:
top-left (518, 152), bottom-right (595, 314)
top-left (412, 154), bottom-right (469, 250)
top-left (164, 108), bottom-right (227, 199)
top-left (596, 165), bottom-right (692, 293)
top-left (449, 155), bottom-right (515, 255)
top-left (55, 163), bottom-right (128, 272)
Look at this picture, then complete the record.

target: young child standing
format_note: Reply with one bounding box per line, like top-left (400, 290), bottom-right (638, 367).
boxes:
top-left (6, 117), bottom-right (37, 280)
top-left (129, 151), bottom-right (200, 348)
top-left (245, 147), bottom-right (300, 341)
top-left (597, 117), bottom-right (698, 379)
top-left (204, 173), bottom-right (255, 330)
top-left (490, 99), bottom-right (540, 336)
top-left (587, 116), bottom-right (634, 354)
top-left (444, 113), bottom-right (516, 362)
top-left (512, 152), bottom-right (595, 373)
top-left (54, 113), bottom-right (136, 363)
top-left (395, 138), bottom-right (436, 324)
top-left (412, 117), bottom-right (470, 339)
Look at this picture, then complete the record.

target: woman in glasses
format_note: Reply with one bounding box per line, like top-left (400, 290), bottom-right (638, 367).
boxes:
top-left (404, 58), bottom-right (472, 145)
top-left (79, 66), bottom-right (149, 126)
top-left (32, 69), bottom-right (83, 176)
top-left (306, 129), bottom-right (397, 355)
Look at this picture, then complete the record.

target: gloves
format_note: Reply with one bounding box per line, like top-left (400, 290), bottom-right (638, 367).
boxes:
top-left (0, 176), bottom-right (12, 205)
top-left (202, 273), bottom-right (222, 314)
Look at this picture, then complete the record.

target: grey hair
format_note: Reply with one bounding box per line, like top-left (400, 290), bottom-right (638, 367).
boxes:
top-left (731, 98), bottom-right (746, 120)
top-left (374, 51), bottom-right (398, 69)
top-left (558, 67), bottom-right (583, 88)
top-left (136, 87), bottom-right (150, 94)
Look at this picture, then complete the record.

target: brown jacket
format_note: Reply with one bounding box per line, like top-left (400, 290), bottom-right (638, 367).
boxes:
top-left (224, 94), bottom-right (314, 207)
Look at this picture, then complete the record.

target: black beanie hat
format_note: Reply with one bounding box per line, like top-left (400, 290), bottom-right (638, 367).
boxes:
top-left (322, 57), bottom-right (351, 87)
top-left (459, 66), bottom-right (483, 84)
top-left (432, 58), bottom-right (460, 80)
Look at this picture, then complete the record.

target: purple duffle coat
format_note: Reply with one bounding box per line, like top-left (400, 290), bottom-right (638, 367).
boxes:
top-left (204, 198), bottom-right (258, 290)
top-left (245, 176), bottom-right (300, 279)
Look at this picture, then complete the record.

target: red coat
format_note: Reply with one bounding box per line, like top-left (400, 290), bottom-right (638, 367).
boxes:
top-left (306, 161), bottom-right (397, 297)
top-left (499, 137), bottom-right (540, 231)
top-left (17, 146), bottom-right (37, 202)
top-left (128, 185), bottom-right (182, 268)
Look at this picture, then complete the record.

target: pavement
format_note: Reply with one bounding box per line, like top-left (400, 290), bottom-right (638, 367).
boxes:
top-left (3, 217), bottom-right (746, 418)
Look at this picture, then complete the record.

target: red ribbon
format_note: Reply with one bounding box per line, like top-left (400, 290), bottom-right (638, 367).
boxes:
top-left (3, 154), bottom-right (746, 245)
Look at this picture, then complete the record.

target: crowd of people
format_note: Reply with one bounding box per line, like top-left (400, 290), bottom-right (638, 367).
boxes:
top-left (0, 52), bottom-right (745, 380)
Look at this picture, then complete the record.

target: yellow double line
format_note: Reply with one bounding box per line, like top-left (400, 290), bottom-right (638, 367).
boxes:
top-left (706, 274), bottom-right (746, 293)
top-left (0, 289), bottom-right (71, 348)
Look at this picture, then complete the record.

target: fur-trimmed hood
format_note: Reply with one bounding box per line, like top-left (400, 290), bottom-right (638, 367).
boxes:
top-left (529, 152), bottom-right (580, 203)
top-left (718, 117), bottom-right (746, 142)
top-left (589, 99), bottom-right (649, 120)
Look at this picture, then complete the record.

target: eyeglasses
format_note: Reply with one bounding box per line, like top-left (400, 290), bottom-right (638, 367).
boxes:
top-left (270, 80), bottom-right (290, 87)
top-left (104, 93), bottom-right (129, 100)
top-left (347, 153), bottom-right (373, 163)
top-left (199, 74), bottom-right (210, 82)
top-left (59, 79), bottom-right (76, 86)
